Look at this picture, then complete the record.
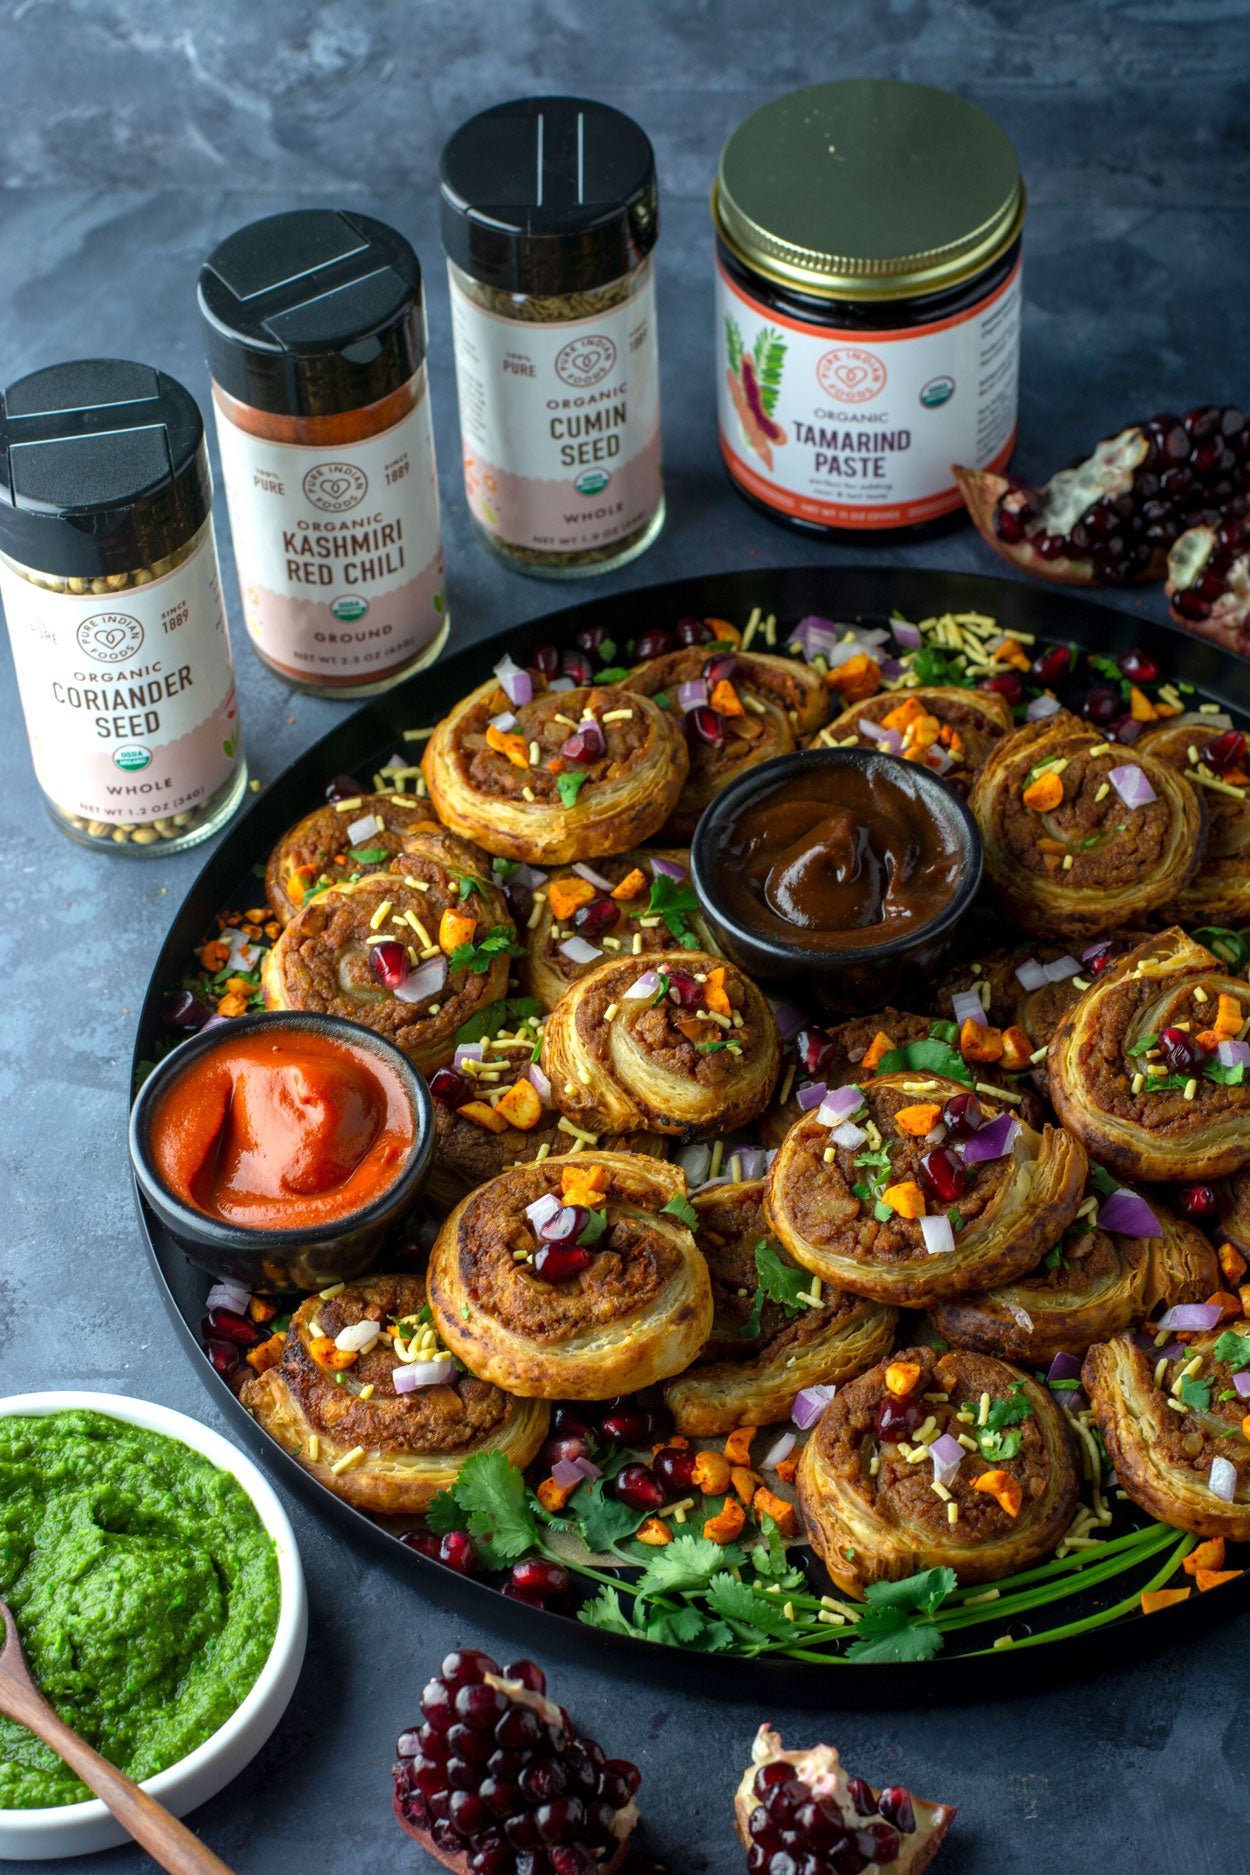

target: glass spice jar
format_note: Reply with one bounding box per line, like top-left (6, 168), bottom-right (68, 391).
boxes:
top-left (440, 95), bottom-right (664, 578)
top-left (713, 80), bottom-right (1025, 541)
top-left (0, 359), bottom-right (246, 855)
top-left (199, 209), bottom-right (448, 697)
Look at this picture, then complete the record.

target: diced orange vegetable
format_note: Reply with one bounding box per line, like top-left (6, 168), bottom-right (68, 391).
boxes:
top-left (702, 1499), bottom-right (747, 1544)
top-left (901, 712), bottom-right (941, 753)
top-left (731, 1466), bottom-right (763, 1505)
top-left (774, 1454), bottom-right (800, 1485)
top-left (456, 1099), bottom-right (511, 1134)
top-left (752, 1487), bottom-right (800, 1537)
top-left (653, 1434), bottom-right (690, 1455)
top-left (994, 637), bottom-right (1031, 672)
top-left (1215, 993), bottom-right (1243, 1037)
top-left (723, 1426), bottom-right (756, 1466)
top-left (1195, 1568), bottom-right (1243, 1592)
top-left (938, 723), bottom-right (966, 760)
top-left (1128, 685), bottom-right (1159, 722)
top-left (704, 616), bottom-right (740, 643)
top-left (537, 1475), bottom-right (577, 1514)
top-left (548, 876), bottom-right (596, 921)
top-left (972, 1469), bottom-right (1022, 1517)
top-left (1205, 1290), bottom-right (1243, 1322)
top-left (710, 678), bottom-right (745, 717)
top-left (885, 1360), bottom-right (923, 1397)
top-left (561, 1162), bottom-right (610, 1207)
top-left (495, 1080), bottom-right (544, 1130)
top-left (610, 868), bottom-right (648, 901)
top-left (704, 967), bottom-right (732, 1017)
top-left (439, 907), bottom-right (477, 954)
top-left (1141, 1588), bottom-right (1190, 1614)
top-left (826, 652), bottom-right (880, 702)
top-left (216, 991), bottom-right (249, 1018)
top-left (245, 1332), bottom-right (285, 1374)
top-left (882, 1181), bottom-right (926, 1220)
top-left (200, 939), bottom-right (230, 971)
top-left (881, 697), bottom-right (926, 733)
top-left (309, 1337), bottom-right (357, 1372)
top-left (1023, 770), bottom-right (1065, 811)
top-left (486, 723), bottom-right (530, 767)
top-left (1197, 1028), bottom-right (1224, 1052)
top-left (960, 1018), bottom-right (1004, 1063)
top-left (635, 1516), bottom-right (672, 1547)
top-left (1240, 1284), bottom-right (1250, 1317)
top-left (894, 1103), bottom-right (942, 1137)
top-left (286, 863), bottom-right (318, 908)
top-left (692, 1451), bottom-right (732, 1495)
top-left (248, 1296), bottom-right (278, 1323)
top-left (1243, 1414), bottom-right (1250, 1443)
top-left (264, 920), bottom-right (281, 941)
top-left (1183, 1537), bottom-right (1226, 1575)
top-left (861, 1031), bottom-right (895, 1072)
top-left (1000, 1026), bottom-right (1034, 1073)
top-left (224, 975), bottom-right (254, 994)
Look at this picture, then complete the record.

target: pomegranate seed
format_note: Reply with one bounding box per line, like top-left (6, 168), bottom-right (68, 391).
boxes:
top-left (795, 1026), bottom-right (833, 1074)
top-left (161, 989), bottom-right (209, 1031)
top-left (600, 1407), bottom-right (652, 1445)
top-left (1082, 686), bottom-right (1121, 726)
top-left (503, 1658), bottom-right (546, 1693)
top-left (400, 1531), bottom-right (442, 1561)
top-left (429, 1067), bottom-right (474, 1108)
top-left (324, 772), bottom-right (364, 801)
top-left (505, 879), bottom-right (534, 926)
top-left (941, 1091), bottom-right (982, 1138)
top-left (203, 1307), bottom-right (260, 1347)
top-left (538, 1435), bottom-right (591, 1472)
top-left (1159, 1026), bottom-right (1206, 1073)
top-left (456, 1682), bottom-right (509, 1731)
top-left (1176, 1183), bottom-right (1218, 1224)
top-left (439, 1531), bottom-right (480, 1575)
top-left (1203, 729), bottom-right (1247, 776)
top-left (421, 1678), bottom-right (456, 1725)
top-left (576, 624), bottom-right (612, 655)
top-left (1085, 936), bottom-right (1134, 974)
top-left (369, 938), bottom-right (410, 990)
top-left (686, 704), bottom-right (726, 746)
top-left (441, 1649), bottom-right (499, 1686)
top-left (540, 1204), bottom-right (588, 1243)
top-left (205, 1337), bottom-right (240, 1377)
top-left (702, 649), bottom-right (737, 686)
top-left (1117, 648), bottom-right (1160, 684)
top-left (863, 1820), bottom-right (903, 1862)
top-left (796, 1797), bottom-right (846, 1847)
top-left (530, 643), bottom-right (560, 676)
top-left (1109, 713), bottom-right (1144, 743)
top-left (674, 616), bottom-right (715, 646)
top-left (666, 969), bottom-right (704, 1009)
top-left (552, 1406), bottom-right (597, 1440)
top-left (495, 1705), bottom-right (544, 1749)
top-left (533, 1242), bottom-right (593, 1283)
top-left (874, 1394), bottom-right (924, 1440)
top-left (1031, 644), bottom-right (1071, 685)
top-left (613, 1463), bottom-right (666, 1512)
top-left (635, 627), bottom-right (673, 661)
top-left (561, 650), bottom-right (595, 685)
top-left (520, 1760), bottom-right (568, 1802)
top-left (755, 1762), bottom-right (794, 1795)
top-left (653, 1446), bottom-right (698, 1493)
top-left (846, 1776), bottom-right (877, 1816)
top-left (573, 897), bottom-right (619, 939)
top-left (561, 725), bottom-right (604, 764)
top-left (920, 1146), bottom-right (968, 1205)
top-left (980, 670), bottom-right (1023, 706)
top-left (449, 1787), bottom-right (491, 1834)
top-left (762, 1778), bottom-right (807, 1824)
top-left (510, 1558), bottom-right (571, 1603)
top-left (877, 1786), bottom-right (916, 1833)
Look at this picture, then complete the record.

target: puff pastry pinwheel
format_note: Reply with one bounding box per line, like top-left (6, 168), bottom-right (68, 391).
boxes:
top-left (264, 792), bottom-right (437, 926)
top-left (661, 1178), bottom-right (897, 1435)
top-left (1047, 929), bottom-right (1250, 1183)
top-left (814, 682), bottom-right (1012, 779)
top-left (764, 1072), bottom-right (1087, 1308)
top-left (760, 1008), bottom-right (935, 1149)
top-left (421, 677), bottom-right (688, 865)
top-left (238, 1274), bottom-right (549, 1514)
top-left (1215, 1168), bottom-right (1250, 1259)
top-left (426, 1151), bottom-right (713, 1399)
top-left (928, 1180), bottom-right (1220, 1364)
top-left (969, 709), bottom-right (1205, 939)
top-left (1137, 716), bottom-right (1250, 926)
top-left (619, 647), bottom-right (828, 841)
top-left (1082, 1325), bottom-right (1250, 1539)
top-left (797, 1344), bottom-right (1080, 1597)
top-left (429, 1099), bottom-right (666, 1204)
top-left (263, 831), bottom-right (517, 1073)
top-left (520, 848), bottom-right (719, 1013)
top-left (540, 950), bottom-right (781, 1141)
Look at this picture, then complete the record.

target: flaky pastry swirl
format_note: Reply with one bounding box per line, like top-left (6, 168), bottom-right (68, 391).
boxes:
top-left (1137, 716), bottom-right (1250, 926)
top-left (264, 792), bottom-right (437, 925)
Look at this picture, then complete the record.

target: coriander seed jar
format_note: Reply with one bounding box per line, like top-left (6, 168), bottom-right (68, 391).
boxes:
top-left (713, 80), bottom-right (1025, 539)
top-left (199, 210), bottom-right (448, 697)
top-left (440, 96), bottom-right (664, 578)
top-left (0, 359), bottom-right (246, 855)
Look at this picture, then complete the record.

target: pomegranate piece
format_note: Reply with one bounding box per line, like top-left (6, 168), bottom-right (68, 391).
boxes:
top-left (562, 725), bottom-right (605, 764)
top-left (956, 404), bottom-right (1250, 587)
top-left (703, 649), bottom-right (738, 687)
top-left (1081, 686), bottom-right (1121, 727)
top-left (1109, 714), bottom-right (1144, 744)
top-left (324, 771), bottom-right (365, 801)
top-left (653, 1445), bottom-right (698, 1494)
top-left (1158, 1026), bottom-right (1207, 1074)
top-left (919, 1147), bottom-right (967, 1205)
top-left (979, 670), bottom-right (1023, 706)
top-left (530, 643), bottom-right (561, 676)
top-left (439, 1531), bottom-right (480, 1576)
top-left (613, 1463), bottom-right (666, 1512)
top-left (1030, 644), bottom-right (1072, 686)
top-left (205, 1337), bottom-right (241, 1378)
top-left (202, 1306), bottom-right (260, 1347)
top-left (400, 1530), bottom-right (442, 1561)
top-left (540, 1204), bottom-right (588, 1244)
top-left (734, 1727), bottom-right (955, 1875)
top-left (393, 1655), bottom-right (640, 1873)
top-left (600, 1405), bottom-right (655, 1446)
top-left (506, 879), bottom-right (535, 927)
top-left (874, 1395), bottom-right (923, 1441)
top-left (674, 616), bottom-right (716, 647)
top-left (634, 627), bottom-right (673, 661)
top-left (1175, 1183), bottom-right (1218, 1225)
top-left (561, 650), bottom-right (595, 685)
top-left (1117, 648), bottom-right (1160, 684)
top-left (532, 1242), bottom-right (593, 1284)
top-left (370, 938), bottom-right (411, 990)
top-left (552, 1406), bottom-right (598, 1441)
top-left (510, 1559), bottom-right (571, 1606)
top-left (686, 705), bottom-right (726, 747)
top-left (576, 625), bottom-right (613, 657)
top-left (161, 989), bottom-right (210, 1032)
top-left (795, 1026), bottom-right (834, 1075)
top-left (430, 1067), bottom-right (475, 1109)
top-left (573, 898), bottom-right (620, 940)
top-left (1201, 729), bottom-right (1248, 776)
top-left (666, 969), bottom-right (704, 1010)
top-left (1167, 519), bottom-right (1250, 657)
top-left (940, 1092), bottom-right (982, 1140)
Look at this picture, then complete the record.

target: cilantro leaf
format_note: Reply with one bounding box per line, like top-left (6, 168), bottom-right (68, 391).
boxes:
top-left (578, 1206), bottom-right (608, 1247)
top-left (949, 1207), bottom-right (965, 1236)
top-left (647, 873), bottom-right (701, 943)
top-left (491, 856), bottom-right (518, 880)
top-left (424, 1451), bottom-right (538, 1567)
top-left (643, 1605), bottom-right (722, 1648)
top-left (594, 665), bottom-right (629, 683)
top-left (863, 1565), bottom-right (957, 1616)
top-left (1180, 1375), bottom-right (1212, 1411)
top-left (704, 1572), bottom-right (795, 1640)
top-left (660, 1194), bottom-right (700, 1231)
top-left (979, 1428), bottom-right (1024, 1461)
top-left (909, 643), bottom-right (975, 689)
top-left (740, 1240), bottom-right (811, 1337)
top-left (1192, 926), bottom-right (1250, 972)
top-left (844, 1620), bottom-right (945, 1664)
top-left (634, 1534), bottom-right (735, 1598)
top-left (1088, 1164), bottom-right (1119, 1199)
top-left (1042, 1243), bottom-right (1067, 1271)
top-left (575, 1480), bottom-right (648, 1552)
top-left (454, 996), bottom-right (544, 1044)
top-left (876, 1036), bottom-right (973, 1085)
top-left (697, 1038), bottom-right (731, 1054)
top-left (578, 1586), bottom-right (644, 1637)
top-left (449, 925), bottom-right (528, 975)
top-left (348, 845), bottom-right (390, 863)
top-left (1126, 1033), bottom-right (1159, 1058)
top-left (1213, 1330), bottom-right (1250, 1372)
top-left (1206, 1059), bottom-right (1247, 1087)
top-left (454, 871), bottom-right (490, 900)
top-left (556, 770), bottom-right (588, 809)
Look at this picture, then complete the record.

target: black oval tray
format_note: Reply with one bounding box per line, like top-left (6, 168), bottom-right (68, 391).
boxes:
top-left (132, 562), bottom-right (1250, 1705)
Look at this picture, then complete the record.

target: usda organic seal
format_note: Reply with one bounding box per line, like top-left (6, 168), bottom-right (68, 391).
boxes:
top-left (113, 745), bottom-right (152, 772)
top-left (331, 596), bottom-right (369, 622)
top-left (574, 469), bottom-right (611, 497)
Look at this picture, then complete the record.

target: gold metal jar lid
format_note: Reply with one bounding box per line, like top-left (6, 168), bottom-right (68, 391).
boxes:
top-left (714, 80), bottom-right (1024, 302)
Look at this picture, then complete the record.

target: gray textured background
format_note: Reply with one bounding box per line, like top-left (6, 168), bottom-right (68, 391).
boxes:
top-left (2, 2), bottom-right (1250, 1870)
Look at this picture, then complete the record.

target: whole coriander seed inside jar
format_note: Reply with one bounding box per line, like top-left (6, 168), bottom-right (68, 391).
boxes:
top-left (713, 80), bottom-right (1025, 540)
top-left (0, 359), bottom-right (246, 854)
top-left (440, 95), bottom-right (665, 577)
top-left (199, 210), bottom-right (448, 696)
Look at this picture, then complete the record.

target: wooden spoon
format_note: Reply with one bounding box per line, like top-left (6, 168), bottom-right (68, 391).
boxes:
top-left (0, 1599), bottom-right (236, 1873)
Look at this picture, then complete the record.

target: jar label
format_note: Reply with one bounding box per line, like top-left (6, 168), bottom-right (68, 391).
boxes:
top-left (447, 262), bottom-right (663, 556)
top-left (714, 259), bottom-right (1022, 528)
top-left (212, 378), bottom-right (445, 684)
top-left (0, 531), bottom-right (240, 827)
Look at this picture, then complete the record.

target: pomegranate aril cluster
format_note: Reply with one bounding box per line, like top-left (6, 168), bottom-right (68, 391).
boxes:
top-left (746, 1763), bottom-right (915, 1873)
top-left (394, 1651), bottom-right (640, 1875)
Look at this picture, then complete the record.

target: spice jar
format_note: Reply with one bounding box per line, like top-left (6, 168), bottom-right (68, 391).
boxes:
top-left (713, 80), bottom-right (1025, 540)
top-left (199, 209), bottom-right (448, 696)
top-left (0, 359), bottom-right (246, 854)
top-left (440, 96), bottom-right (664, 578)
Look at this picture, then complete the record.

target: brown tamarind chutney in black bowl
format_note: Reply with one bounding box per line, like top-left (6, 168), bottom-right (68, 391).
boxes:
top-left (690, 748), bottom-right (982, 1014)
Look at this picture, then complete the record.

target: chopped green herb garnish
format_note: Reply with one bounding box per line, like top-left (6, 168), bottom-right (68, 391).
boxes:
top-left (449, 925), bottom-right (528, 974)
top-left (556, 770), bottom-right (588, 809)
top-left (1212, 1331), bottom-right (1250, 1372)
top-left (347, 845), bottom-right (389, 864)
top-left (660, 1193), bottom-right (700, 1231)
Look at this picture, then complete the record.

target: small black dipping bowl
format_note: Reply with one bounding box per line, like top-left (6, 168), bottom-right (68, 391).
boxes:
top-left (129, 1010), bottom-right (434, 1292)
top-left (689, 747), bottom-right (983, 1017)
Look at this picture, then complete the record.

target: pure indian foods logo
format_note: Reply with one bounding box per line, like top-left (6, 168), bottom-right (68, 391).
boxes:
top-left (815, 347), bottom-right (887, 404)
top-left (554, 335), bottom-right (617, 389)
top-left (76, 612), bottom-right (145, 661)
top-left (302, 461), bottom-right (369, 513)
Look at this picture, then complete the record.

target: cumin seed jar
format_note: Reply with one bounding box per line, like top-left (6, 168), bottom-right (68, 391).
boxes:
top-left (199, 210), bottom-right (448, 697)
top-left (440, 96), bottom-right (664, 578)
top-left (713, 80), bottom-right (1025, 539)
top-left (0, 359), bottom-right (246, 855)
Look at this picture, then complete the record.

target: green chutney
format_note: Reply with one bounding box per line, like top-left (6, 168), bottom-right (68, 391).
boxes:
top-left (0, 1409), bottom-right (281, 1809)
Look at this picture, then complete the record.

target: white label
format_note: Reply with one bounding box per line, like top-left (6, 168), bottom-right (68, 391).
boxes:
top-left (715, 258), bottom-right (1022, 528)
top-left (448, 261), bottom-right (663, 553)
top-left (212, 376), bottom-right (446, 684)
top-left (0, 530), bottom-right (241, 825)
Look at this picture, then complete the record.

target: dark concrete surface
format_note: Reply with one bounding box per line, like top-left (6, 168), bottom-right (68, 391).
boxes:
top-left (2, 2), bottom-right (1249, 1870)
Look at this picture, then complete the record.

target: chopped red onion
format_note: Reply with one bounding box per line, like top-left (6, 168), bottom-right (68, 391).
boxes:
top-left (1047, 1351), bottom-right (1082, 1383)
top-left (857, 717), bottom-right (903, 756)
top-left (1043, 955), bottom-right (1082, 983)
top-left (394, 1358), bottom-right (456, 1393)
top-left (200, 1014), bottom-right (230, 1031)
top-left (547, 675), bottom-right (576, 692)
top-left (1209, 1455), bottom-right (1238, 1503)
top-left (831, 1121), bottom-right (867, 1150)
top-left (207, 1279), bottom-right (251, 1317)
top-left (815, 1084), bottom-right (865, 1126)
top-left (963, 1113), bottom-right (1020, 1163)
top-left (1005, 1301), bottom-right (1034, 1331)
top-left (489, 710), bottom-right (518, 732)
top-left (762, 1431), bottom-right (796, 1470)
top-left (1097, 1188), bottom-right (1163, 1239)
top-left (1108, 764), bottom-right (1156, 809)
top-left (571, 1455), bottom-right (602, 1483)
top-left (623, 969), bottom-right (663, 1000)
top-left (494, 654), bottom-right (533, 707)
top-left (891, 618), bottom-right (922, 649)
top-left (552, 1457), bottom-right (587, 1492)
top-left (1235, 1372), bottom-right (1250, 1399)
top-left (676, 1142), bottom-right (712, 1188)
top-left (525, 1192), bottom-right (563, 1231)
top-left (678, 678), bottom-right (709, 711)
top-left (394, 954), bottom-right (448, 1003)
top-left (736, 1147), bottom-right (769, 1180)
top-left (878, 655), bottom-right (905, 681)
top-left (527, 1062), bottom-right (553, 1105)
top-left (336, 1320), bottom-right (383, 1352)
top-left (827, 636), bottom-right (880, 670)
top-left (511, 862), bottom-right (549, 890)
top-left (453, 1040), bottom-right (485, 1072)
top-left (649, 856), bottom-right (688, 882)
top-left (790, 616), bottom-right (840, 661)
top-left (951, 988), bottom-right (987, 1028)
top-left (796, 1081), bottom-right (828, 1111)
top-left (1015, 958), bottom-right (1048, 992)
top-left (560, 936), bottom-right (602, 965)
top-left (920, 1214), bottom-right (955, 1257)
top-left (929, 1432), bottom-right (964, 1485)
top-left (346, 812), bottom-right (383, 845)
top-left (1026, 694), bottom-right (1063, 721)
top-left (1217, 1038), bottom-right (1250, 1068)
top-left (1157, 1302), bottom-right (1225, 1331)
top-left (572, 860), bottom-right (614, 892)
top-left (792, 1384), bottom-right (837, 1430)
top-left (767, 998), bottom-right (807, 1040)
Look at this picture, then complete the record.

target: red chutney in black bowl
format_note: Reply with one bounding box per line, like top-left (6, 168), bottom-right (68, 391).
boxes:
top-left (690, 749), bottom-right (982, 1013)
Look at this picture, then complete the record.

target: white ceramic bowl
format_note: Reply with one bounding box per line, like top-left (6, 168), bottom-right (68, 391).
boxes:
top-left (0, 1391), bottom-right (307, 1862)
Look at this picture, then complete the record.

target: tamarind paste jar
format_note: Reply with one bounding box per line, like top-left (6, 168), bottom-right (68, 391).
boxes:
top-left (0, 359), bottom-right (246, 855)
top-left (713, 80), bottom-right (1025, 540)
top-left (440, 96), bottom-right (664, 578)
top-left (199, 210), bottom-right (448, 696)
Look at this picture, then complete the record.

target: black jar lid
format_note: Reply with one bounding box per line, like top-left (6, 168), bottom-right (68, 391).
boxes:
top-left (199, 209), bottom-right (426, 419)
top-left (0, 358), bottom-right (211, 579)
top-left (440, 96), bottom-right (659, 297)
